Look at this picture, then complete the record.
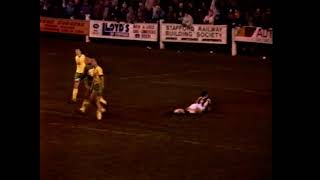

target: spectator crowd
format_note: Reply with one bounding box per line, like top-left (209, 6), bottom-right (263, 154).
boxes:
top-left (40, 0), bottom-right (272, 28)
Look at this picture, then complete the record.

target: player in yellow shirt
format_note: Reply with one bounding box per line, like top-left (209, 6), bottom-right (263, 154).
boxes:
top-left (71, 49), bottom-right (86, 102)
top-left (83, 57), bottom-right (108, 105)
top-left (80, 59), bottom-right (106, 120)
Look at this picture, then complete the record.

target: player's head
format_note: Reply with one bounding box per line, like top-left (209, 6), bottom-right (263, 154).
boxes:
top-left (85, 57), bottom-right (92, 64)
top-left (75, 49), bottom-right (82, 56)
top-left (201, 91), bottom-right (208, 97)
top-left (91, 58), bottom-right (98, 67)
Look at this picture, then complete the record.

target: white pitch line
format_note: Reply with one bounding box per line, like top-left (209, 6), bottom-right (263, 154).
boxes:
top-left (76, 126), bottom-right (150, 137)
top-left (42, 109), bottom-right (260, 153)
top-left (118, 70), bottom-right (209, 80)
top-left (41, 109), bottom-right (89, 120)
top-left (148, 81), bottom-right (270, 95)
top-left (45, 120), bottom-right (257, 153)
top-left (74, 126), bottom-right (257, 153)
top-left (118, 67), bottom-right (235, 81)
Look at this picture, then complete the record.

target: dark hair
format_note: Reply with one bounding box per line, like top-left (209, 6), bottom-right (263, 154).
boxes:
top-left (201, 91), bottom-right (208, 97)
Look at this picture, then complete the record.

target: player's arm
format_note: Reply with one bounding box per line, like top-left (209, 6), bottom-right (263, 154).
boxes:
top-left (100, 76), bottom-right (104, 89)
top-left (98, 67), bottom-right (104, 88)
top-left (204, 99), bottom-right (212, 111)
top-left (195, 97), bottom-right (201, 103)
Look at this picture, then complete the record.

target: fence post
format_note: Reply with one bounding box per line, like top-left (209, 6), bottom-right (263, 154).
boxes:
top-left (231, 28), bottom-right (237, 56)
top-left (85, 14), bottom-right (90, 43)
top-left (159, 19), bottom-right (165, 49)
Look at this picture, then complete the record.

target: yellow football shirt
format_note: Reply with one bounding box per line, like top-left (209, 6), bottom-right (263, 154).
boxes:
top-left (92, 66), bottom-right (104, 85)
top-left (75, 54), bottom-right (86, 73)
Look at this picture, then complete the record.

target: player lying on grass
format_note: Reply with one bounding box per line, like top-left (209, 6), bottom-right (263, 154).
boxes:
top-left (173, 91), bottom-right (212, 114)
top-left (79, 59), bottom-right (106, 120)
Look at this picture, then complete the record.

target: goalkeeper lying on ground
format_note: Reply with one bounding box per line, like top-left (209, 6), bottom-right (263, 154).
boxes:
top-left (173, 91), bottom-right (212, 114)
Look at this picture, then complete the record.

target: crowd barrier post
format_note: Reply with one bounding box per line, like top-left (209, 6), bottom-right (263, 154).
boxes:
top-left (85, 14), bottom-right (90, 43)
top-left (159, 20), bottom-right (165, 49)
top-left (231, 27), bottom-right (237, 56)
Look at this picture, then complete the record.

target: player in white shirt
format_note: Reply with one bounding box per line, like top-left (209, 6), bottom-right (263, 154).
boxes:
top-left (173, 91), bottom-right (212, 114)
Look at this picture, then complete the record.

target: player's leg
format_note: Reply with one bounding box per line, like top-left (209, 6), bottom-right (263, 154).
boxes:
top-left (95, 96), bottom-right (103, 120)
top-left (94, 84), bottom-right (105, 120)
top-left (100, 97), bottom-right (107, 105)
top-left (79, 86), bottom-right (93, 113)
top-left (202, 100), bottom-right (211, 112)
top-left (79, 99), bottom-right (90, 113)
top-left (72, 73), bottom-right (82, 102)
top-left (97, 84), bottom-right (107, 109)
top-left (173, 108), bottom-right (186, 114)
top-left (186, 103), bottom-right (205, 114)
top-left (98, 84), bottom-right (107, 105)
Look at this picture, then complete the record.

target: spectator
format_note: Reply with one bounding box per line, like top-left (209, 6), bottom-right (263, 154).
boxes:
top-left (214, 8), bottom-right (222, 24)
top-left (103, 1), bottom-right (112, 20)
top-left (253, 8), bottom-right (263, 27)
top-left (182, 11), bottom-right (193, 27)
top-left (145, 0), bottom-right (158, 11)
top-left (64, 0), bottom-right (75, 18)
top-left (226, 9), bottom-right (236, 27)
top-left (233, 9), bottom-right (245, 26)
top-left (244, 12), bottom-right (254, 26)
top-left (262, 8), bottom-right (272, 28)
top-left (40, 0), bottom-right (44, 14)
top-left (112, 0), bottom-right (118, 6)
top-left (203, 10), bottom-right (215, 24)
top-left (81, 0), bottom-right (92, 17)
top-left (73, 0), bottom-right (83, 19)
top-left (186, 2), bottom-right (196, 16)
top-left (51, 3), bottom-right (64, 18)
top-left (119, 1), bottom-right (129, 21)
top-left (40, 0), bottom-right (51, 16)
top-left (172, 0), bottom-right (179, 6)
top-left (137, 1), bottom-right (145, 11)
top-left (91, 0), bottom-right (104, 20)
top-left (229, 0), bottom-right (239, 10)
top-left (137, 9), bottom-right (145, 22)
top-left (127, 6), bottom-right (136, 23)
top-left (136, 2), bottom-right (146, 22)
top-left (152, 5), bottom-right (165, 22)
top-left (176, 2), bottom-right (184, 22)
top-left (195, 1), bottom-right (207, 24)
top-left (111, 5), bottom-right (122, 21)
top-left (130, 0), bottom-right (140, 9)
top-left (217, 0), bottom-right (229, 24)
top-left (165, 5), bottom-right (177, 23)
top-left (144, 6), bottom-right (153, 22)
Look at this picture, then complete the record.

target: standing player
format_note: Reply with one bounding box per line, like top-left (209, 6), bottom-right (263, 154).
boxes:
top-left (83, 56), bottom-right (108, 105)
top-left (173, 91), bottom-right (212, 114)
top-left (71, 49), bottom-right (86, 102)
top-left (79, 59), bottom-right (106, 120)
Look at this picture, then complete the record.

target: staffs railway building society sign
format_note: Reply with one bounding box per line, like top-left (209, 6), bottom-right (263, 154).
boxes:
top-left (161, 24), bottom-right (227, 44)
top-left (90, 20), bottom-right (158, 42)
